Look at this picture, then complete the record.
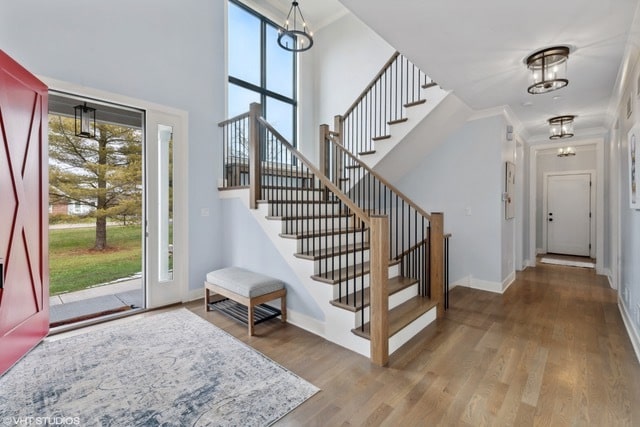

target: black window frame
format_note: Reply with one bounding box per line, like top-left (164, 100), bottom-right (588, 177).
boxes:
top-left (228, 0), bottom-right (297, 147)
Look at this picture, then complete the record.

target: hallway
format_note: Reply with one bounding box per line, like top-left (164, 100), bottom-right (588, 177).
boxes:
top-left (188, 262), bottom-right (640, 425)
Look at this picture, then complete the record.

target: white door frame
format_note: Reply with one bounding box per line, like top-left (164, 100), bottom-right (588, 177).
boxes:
top-left (542, 170), bottom-right (596, 258)
top-left (610, 120), bottom-right (621, 289)
top-left (39, 77), bottom-right (189, 308)
top-left (528, 138), bottom-right (604, 273)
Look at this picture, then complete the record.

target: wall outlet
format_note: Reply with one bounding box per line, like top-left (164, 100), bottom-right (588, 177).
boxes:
top-left (201, 208), bottom-right (210, 217)
top-left (623, 287), bottom-right (629, 303)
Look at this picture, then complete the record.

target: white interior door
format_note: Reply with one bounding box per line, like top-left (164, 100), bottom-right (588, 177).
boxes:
top-left (145, 110), bottom-right (186, 308)
top-left (547, 174), bottom-right (591, 256)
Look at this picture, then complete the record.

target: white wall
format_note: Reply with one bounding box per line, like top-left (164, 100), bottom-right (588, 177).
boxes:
top-left (220, 198), bottom-right (324, 319)
top-left (535, 145), bottom-right (598, 250)
top-left (299, 12), bottom-right (394, 163)
top-left (395, 114), bottom-right (509, 287)
top-left (0, 0), bottom-right (226, 292)
top-left (609, 33), bottom-right (640, 354)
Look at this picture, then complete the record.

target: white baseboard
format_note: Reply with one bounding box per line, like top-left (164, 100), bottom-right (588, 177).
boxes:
top-left (467, 278), bottom-right (504, 294)
top-left (450, 275), bottom-right (470, 289)
top-left (602, 268), bottom-right (616, 289)
top-left (536, 248), bottom-right (545, 255)
top-left (502, 271), bottom-right (516, 293)
top-left (184, 287), bottom-right (204, 303)
top-left (453, 273), bottom-right (513, 295)
top-left (284, 307), bottom-right (326, 337)
top-left (618, 296), bottom-right (640, 364)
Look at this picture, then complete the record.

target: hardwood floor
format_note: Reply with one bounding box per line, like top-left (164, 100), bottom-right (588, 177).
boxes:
top-left (186, 262), bottom-right (640, 426)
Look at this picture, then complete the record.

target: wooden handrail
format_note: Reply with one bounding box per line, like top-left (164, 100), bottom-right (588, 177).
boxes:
top-left (342, 51), bottom-right (401, 119)
top-left (332, 142), bottom-right (432, 221)
top-left (396, 234), bottom-right (452, 261)
top-left (218, 111), bottom-right (250, 127)
top-left (257, 117), bottom-right (371, 226)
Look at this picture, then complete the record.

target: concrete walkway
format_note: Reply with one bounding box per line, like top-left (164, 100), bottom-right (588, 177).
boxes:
top-left (50, 278), bottom-right (142, 305)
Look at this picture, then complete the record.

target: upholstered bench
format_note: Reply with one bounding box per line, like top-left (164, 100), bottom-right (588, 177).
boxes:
top-left (204, 267), bottom-right (287, 336)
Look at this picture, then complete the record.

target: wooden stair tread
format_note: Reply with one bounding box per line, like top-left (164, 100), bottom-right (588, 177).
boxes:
top-left (421, 82), bottom-right (438, 89)
top-left (359, 150), bottom-right (376, 156)
top-left (266, 213), bottom-right (353, 221)
top-left (388, 118), bottom-right (408, 125)
top-left (351, 296), bottom-right (437, 339)
top-left (311, 261), bottom-right (370, 285)
top-left (339, 177), bottom-right (350, 181)
top-left (262, 185), bottom-right (324, 192)
top-left (264, 199), bottom-right (341, 205)
top-left (280, 227), bottom-right (368, 240)
top-left (295, 241), bottom-right (370, 261)
top-left (372, 135), bottom-right (391, 141)
top-left (404, 99), bottom-right (427, 108)
top-left (345, 165), bottom-right (361, 169)
top-left (331, 276), bottom-right (418, 312)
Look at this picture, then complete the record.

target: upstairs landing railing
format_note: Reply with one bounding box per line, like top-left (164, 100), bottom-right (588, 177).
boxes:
top-left (338, 52), bottom-right (435, 157)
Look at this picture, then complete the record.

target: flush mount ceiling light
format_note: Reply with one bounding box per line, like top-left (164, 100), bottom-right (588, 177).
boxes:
top-left (557, 147), bottom-right (576, 157)
top-left (526, 46), bottom-right (570, 94)
top-left (277, 1), bottom-right (313, 52)
top-left (548, 115), bottom-right (575, 140)
top-left (74, 102), bottom-right (96, 138)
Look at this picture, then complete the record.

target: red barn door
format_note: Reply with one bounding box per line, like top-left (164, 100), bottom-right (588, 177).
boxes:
top-left (0, 50), bottom-right (49, 375)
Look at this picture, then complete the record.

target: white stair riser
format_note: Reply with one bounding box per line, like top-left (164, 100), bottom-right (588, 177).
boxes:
top-left (279, 217), bottom-right (351, 234)
top-left (269, 202), bottom-right (342, 217)
top-left (389, 307), bottom-right (437, 355)
top-left (313, 249), bottom-right (371, 275)
top-left (347, 283), bottom-right (419, 327)
top-left (327, 264), bottom-right (404, 300)
top-left (296, 232), bottom-right (368, 252)
top-left (331, 274), bottom-right (370, 300)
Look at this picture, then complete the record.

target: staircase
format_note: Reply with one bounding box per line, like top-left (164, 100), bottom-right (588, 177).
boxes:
top-left (217, 54), bottom-right (450, 366)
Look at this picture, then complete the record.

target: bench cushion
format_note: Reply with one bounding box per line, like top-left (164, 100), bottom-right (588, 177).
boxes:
top-left (206, 267), bottom-right (284, 298)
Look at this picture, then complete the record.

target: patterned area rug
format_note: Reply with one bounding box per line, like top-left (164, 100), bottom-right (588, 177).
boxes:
top-left (0, 309), bottom-right (318, 426)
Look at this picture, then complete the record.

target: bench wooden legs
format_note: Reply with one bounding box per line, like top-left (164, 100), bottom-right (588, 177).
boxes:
top-left (281, 296), bottom-right (287, 323)
top-left (204, 281), bottom-right (286, 336)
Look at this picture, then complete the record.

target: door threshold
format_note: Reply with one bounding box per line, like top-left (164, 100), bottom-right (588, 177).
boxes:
top-left (48, 307), bottom-right (147, 337)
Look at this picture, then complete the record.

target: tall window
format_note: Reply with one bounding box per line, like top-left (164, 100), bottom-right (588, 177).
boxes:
top-left (228, 0), bottom-right (297, 145)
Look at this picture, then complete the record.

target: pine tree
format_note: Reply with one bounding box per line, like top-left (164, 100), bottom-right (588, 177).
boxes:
top-left (49, 115), bottom-right (142, 250)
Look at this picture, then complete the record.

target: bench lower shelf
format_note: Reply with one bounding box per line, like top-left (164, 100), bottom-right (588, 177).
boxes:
top-left (208, 298), bottom-right (282, 326)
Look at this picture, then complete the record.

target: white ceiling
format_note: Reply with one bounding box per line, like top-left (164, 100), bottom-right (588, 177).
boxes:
top-left (336, 0), bottom-right (640, 141)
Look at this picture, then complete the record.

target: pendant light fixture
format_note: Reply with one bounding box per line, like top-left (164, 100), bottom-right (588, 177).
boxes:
top-left (277, 1), bottom-right (313, 52)
top-left (74, 102), bottom-right (96, 138)
top-left (548, 115), bottom-right (575, 140)
top-left (526, 46), bottom-right (570, 94)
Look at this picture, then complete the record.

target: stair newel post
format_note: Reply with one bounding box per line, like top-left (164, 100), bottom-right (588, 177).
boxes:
top-left (319, 124), bottom-right (332, 202)
top-left (333, 115), bottom-right (344, 189)
top-left (319, 123), bottom-right (329, 178)
top-left (249, 102), bottom-right (261, 209)
top-left (429, 212), bottom-right (444, 318)
top-left (370, 215), bottom-right (389, 366)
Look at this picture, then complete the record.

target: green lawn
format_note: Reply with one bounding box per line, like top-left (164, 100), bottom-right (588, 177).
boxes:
top-left (49, 225), bottom-right (142, 295)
